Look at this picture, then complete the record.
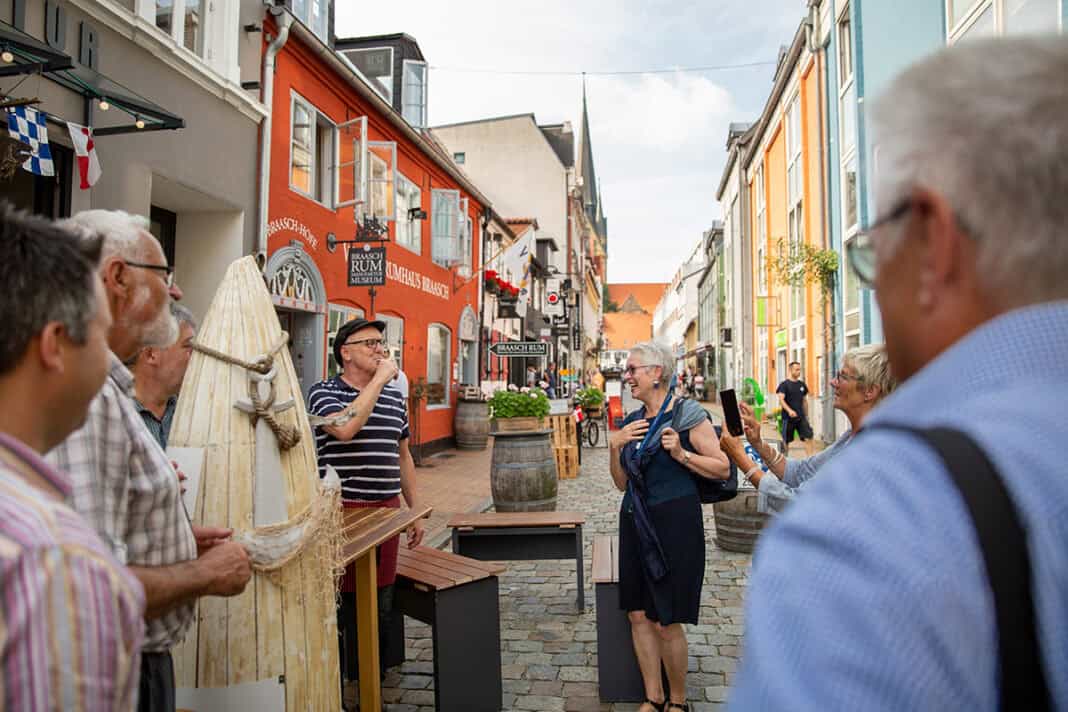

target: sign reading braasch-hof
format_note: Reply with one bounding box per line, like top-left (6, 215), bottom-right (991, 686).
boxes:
top-left (347, 247), bottom-right (386, 286)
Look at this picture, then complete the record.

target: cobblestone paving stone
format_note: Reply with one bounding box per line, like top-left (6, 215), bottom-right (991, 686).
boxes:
top-left (381, 444), bottom-right (753, 711)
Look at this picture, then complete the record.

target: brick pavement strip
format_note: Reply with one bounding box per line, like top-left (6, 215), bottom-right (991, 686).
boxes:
top-left (379, 444), bottom-right (753, 711)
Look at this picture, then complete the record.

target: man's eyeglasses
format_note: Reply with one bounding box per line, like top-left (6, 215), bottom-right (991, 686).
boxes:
top-left (125, 260), bottom-right (175, 288)
top-left (847, 200), bottom-right (912, 289)
top-left (623, 365), bottom-right (654, 376)
top-left (343, 337), bottom-right (385, 350)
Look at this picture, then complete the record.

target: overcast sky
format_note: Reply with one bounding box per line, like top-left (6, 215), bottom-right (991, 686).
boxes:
top-left (337, 0), bottom-right (806, 284)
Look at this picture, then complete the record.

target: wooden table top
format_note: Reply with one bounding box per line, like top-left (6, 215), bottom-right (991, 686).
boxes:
top-left (341, 505), bottom-right (433, 566)
top-left (397, 546), bottom-right (506, 591)
top-left (591, 534), bottom-right (620, 584)
top-left (447, 511), bottom-right (586, 529)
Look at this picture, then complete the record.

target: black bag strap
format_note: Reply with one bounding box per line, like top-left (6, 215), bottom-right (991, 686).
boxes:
top-left (875, 425), bottom-right (1050, 709)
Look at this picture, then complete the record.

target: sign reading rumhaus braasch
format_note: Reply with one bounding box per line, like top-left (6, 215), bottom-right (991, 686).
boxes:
top-left (347, 247), bottom-right (386, 286)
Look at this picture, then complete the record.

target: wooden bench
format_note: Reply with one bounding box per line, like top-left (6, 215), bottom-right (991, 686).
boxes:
top-left (448, 511), bottom-right (586, 611)
top-left (386, 546), bottom-right (505, 711)
top-left (592, 535), bottom-right (669, 702)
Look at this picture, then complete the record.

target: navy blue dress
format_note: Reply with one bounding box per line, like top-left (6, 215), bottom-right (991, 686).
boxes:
top-left (618, 408), bottom-right (705, 625)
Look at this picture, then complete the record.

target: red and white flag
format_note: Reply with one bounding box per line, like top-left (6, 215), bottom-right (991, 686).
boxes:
top-left (66, 122), bottom-right (101, 189)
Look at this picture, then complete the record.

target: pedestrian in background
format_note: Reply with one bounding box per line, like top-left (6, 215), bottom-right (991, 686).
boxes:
top-left (0, 205), bottom-right (145, 711)
top-left (132, 303), bottom-right (197, 449)
top-left (609, 341), bottom-right (730, 712)
top-left (775, 361), bottom-right (815, 456)
top-left (730, 36), bottom-right (1068, 710)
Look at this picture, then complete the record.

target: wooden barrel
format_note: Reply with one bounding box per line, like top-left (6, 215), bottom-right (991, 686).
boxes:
top-left (713, 488), bottom-right (769, 553)
top-left (490, 430), bottom-right (558, 512)
top-left (455, 400), bottom-right (490, 450)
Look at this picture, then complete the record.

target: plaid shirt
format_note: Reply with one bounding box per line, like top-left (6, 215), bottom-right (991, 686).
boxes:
top-left (46, 353), bottom-right (197, 652)
top-left (0, 432), bottom-right (145, 711)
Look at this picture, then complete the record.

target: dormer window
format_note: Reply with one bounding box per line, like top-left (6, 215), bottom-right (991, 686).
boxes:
top-left (343, 47), bottom-right (394, 102)
top-left (402, 60), bottom-right (428, 128)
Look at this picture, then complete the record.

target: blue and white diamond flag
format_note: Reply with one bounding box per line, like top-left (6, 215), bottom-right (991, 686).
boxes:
top-left (6, 106), bottom-right (55, 177)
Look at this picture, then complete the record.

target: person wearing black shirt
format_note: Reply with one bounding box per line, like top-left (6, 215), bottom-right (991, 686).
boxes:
top-left (776, 361), bottom-right (815, 456)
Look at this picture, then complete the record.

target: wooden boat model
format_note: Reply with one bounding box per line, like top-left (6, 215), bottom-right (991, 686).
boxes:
top-left (169, 256), bottom-right (341, 711)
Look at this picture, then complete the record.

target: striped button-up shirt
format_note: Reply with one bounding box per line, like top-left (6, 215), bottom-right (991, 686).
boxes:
top-left (0, 432), bottom-right (145, 711)
top-left (46, 353), bottom-right (197, 653)
top-left (133, 396), bottom-right (177, 450)
top-left (730, 302), bottom-right (1068, 710)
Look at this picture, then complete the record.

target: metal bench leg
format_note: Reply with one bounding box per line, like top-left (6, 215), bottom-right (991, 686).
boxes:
top-left (575, 525), bottom-right (585, 611)
top-left (595, 582), bottom-right (645, 702)
top-left (433, 577), bottom-right (502, 711)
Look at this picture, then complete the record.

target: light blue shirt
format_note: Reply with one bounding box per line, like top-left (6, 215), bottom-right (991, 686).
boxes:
top-left (757, 430), bottom-right (853, 513)
top-left (730, 301), bottom-right (1068, 711)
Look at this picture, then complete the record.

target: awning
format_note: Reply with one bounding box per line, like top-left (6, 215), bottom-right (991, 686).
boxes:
top-left (679, 342), bottom-right (715, 360)
top-left (0, 21), bottom-right (73, 78)
top-left (1, 20), bottom-right (183, 135)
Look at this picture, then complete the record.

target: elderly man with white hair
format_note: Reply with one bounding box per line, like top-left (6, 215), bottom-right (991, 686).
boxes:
top-left (132, 303), bottom-right (197, 449)
top-left (47, 210), bottom-right (252, 712)
top-left (729, 36), bottom-right (1068, 710)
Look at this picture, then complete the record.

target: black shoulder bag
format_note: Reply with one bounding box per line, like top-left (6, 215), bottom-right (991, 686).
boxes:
top-left (875, 425), bottom-right (1051, 710)
top-left (672, 402), bottom-right (738, 504)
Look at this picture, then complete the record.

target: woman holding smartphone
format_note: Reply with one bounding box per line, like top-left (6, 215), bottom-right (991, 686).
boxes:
top-left (719, 344), bottom-right (896, 512)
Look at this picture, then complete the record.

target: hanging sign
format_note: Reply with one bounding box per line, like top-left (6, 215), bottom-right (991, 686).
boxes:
top-left (544, 277), bottom-right (564, 317)
top-left (488, 341), bottom-right (548, 357)
top-left (348, 246), bottom-right (386, 286)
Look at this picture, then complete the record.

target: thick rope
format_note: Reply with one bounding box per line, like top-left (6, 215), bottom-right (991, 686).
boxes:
top-left (192, 332), bottom-right (301, 450)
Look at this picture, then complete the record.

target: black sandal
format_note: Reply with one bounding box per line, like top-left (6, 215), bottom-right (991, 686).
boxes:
top-left (641, 700), bottom-right (665, 712)
top-left (666, 704), bottom-right (690, 711)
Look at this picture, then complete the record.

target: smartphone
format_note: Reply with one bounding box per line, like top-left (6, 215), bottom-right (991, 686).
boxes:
top-left (719, 388), bottom-right (745, 437)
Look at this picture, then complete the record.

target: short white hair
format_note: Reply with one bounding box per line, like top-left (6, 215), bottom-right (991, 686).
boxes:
top-left (61, 209), bottom-right (153, 262)
top-left (870, 35), bottom-right (1068, 306)
top-left (628, 341), bottom-right (675, 383)
top-left (842, 343), bottom-right (896, 398)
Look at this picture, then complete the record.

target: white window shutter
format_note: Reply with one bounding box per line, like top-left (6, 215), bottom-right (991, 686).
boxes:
top-left (335, 116), bottom-right (367, 210)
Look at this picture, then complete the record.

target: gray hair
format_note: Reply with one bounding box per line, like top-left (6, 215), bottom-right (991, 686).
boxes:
top-left (842, 343), bottom-right (896, 399)
top-left (60, 209), bottom-right (153, 262)
top-left (171, 303), bottom-right (198, 333)
top-left (0, 203), bottom-right (104, 374)
top-left (870, 35), bottom-right (1068, 307)
top-left (628, 341), bottom-right (676, 384)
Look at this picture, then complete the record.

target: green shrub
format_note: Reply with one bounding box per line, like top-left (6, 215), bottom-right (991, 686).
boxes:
top-left (488, 388), bottom-right (550, 419)
top-left (574, 387), bottom-right (605, 408)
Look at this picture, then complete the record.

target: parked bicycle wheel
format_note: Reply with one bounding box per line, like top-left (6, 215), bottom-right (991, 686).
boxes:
top-left (585, 418), bottom-right (601, 447)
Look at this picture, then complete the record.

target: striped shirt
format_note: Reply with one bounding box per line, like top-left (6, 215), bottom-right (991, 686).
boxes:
top-left (0, 432), bottom-right (145, 711)
top-left (308, 377), bottom-right (409, 502)
top-left (46, 353), bottom-right (197, 653)
top-left (133, 396), bottom-right (177, 450)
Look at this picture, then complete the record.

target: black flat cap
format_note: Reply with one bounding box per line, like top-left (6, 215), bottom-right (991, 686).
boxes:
top-left (333, 317), bottom-right (386, 367)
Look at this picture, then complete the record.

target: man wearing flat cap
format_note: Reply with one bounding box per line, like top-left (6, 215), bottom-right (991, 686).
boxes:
top-left (308, 318), bottom-right (423, 688)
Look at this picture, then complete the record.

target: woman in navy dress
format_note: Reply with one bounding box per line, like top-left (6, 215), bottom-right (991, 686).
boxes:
top-left (608, 341), bottom-right (731, 712)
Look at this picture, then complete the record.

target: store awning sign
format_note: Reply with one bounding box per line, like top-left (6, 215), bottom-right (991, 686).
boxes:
top-left (488, 341), bottom-right (549, 358)
top-left (347, 246), bottom-right (386, 286)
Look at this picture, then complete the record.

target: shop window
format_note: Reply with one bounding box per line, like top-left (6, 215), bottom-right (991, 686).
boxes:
top-left (394, 172), bottom-right (421, 253)
top-left (377, 313), bottom-right (404, 369)
top-left (290, 94), bottom-right (336, 207)
top-left (431, 189), bottom-right (461, 267)
top-left (327, 304), bottom-right (365, 378)
top-left (402, 60), bottom-right (428, 129)
top-left (343, 47), bottom-right (393, 103)
top-left (426, 323), bottom-right (451, 407)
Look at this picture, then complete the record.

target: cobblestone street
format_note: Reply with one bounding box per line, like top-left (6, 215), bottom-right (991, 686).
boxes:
top-left (381, 444), bottom-right (753, 711)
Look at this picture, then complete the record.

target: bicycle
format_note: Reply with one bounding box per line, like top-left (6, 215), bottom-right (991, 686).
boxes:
top-left (583, 414), bottom-right (601, 448)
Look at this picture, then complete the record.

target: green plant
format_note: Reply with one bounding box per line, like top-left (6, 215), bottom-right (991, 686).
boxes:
top-left (574, 387), bottom-right (605, 409)
top-left (768, 237), bottom-right (839, 296)
top-left (488, 388), bottom-right (550, 419)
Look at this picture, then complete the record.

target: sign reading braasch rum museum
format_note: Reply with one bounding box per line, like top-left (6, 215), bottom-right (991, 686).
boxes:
top-left (347, 247), bottom-right (386, 286)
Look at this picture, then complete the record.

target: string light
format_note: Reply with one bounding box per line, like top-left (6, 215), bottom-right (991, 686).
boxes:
top-left (98, 98), bottom-right (109, 111)
top-left (135, 117), bottom-right (145, 129)
top-left (1, 49), bottom-right (14, 64)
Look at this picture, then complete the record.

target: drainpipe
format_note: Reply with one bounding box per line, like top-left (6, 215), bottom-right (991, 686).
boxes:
top-left (256, 9), bottom-right (292, 263)
top-left (807, 0), bottom-right (837, 441)
top-left (478, 210), bottom-right (489, 390)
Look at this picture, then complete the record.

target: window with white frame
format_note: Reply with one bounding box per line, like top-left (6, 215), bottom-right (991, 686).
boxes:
top-left (327, 304), bottom-right (365, 378)
top-left (290, 95), bottom-right (336, 207)
top-left (459, 198), bottom-right (473, 276)
top-left (402, 60), bottom-right (428, 129)
top-left (150, 0), bottom-right (208, 59)
top-left (843, 235), bottom-right (862, 350)
top-left (362, 142), bottom-right (397, 222)
top-left (947, 0), bottom-right (1059, 40)
top-left (426, 323), bottom-right (451, 406)
top-left (344, 47), bottom-right (394, 103)
top-left (431, 189), bottom-right (461, 267)
top-left (758, 331), bottom-right (769, 394)
top-left (786, 95), bottom-right (805, 326)
top-left (394, 173), bottom-right (422, 254)
top-left (289, 0), bottom-right (329, 42)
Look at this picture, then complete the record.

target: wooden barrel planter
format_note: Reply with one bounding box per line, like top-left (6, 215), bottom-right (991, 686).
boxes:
top-left (713, 487), bottom-right (769, 554)
top-left (455, 399), bottom-right (490, 451)
top-left (489, 427), bottom-right (558, 512)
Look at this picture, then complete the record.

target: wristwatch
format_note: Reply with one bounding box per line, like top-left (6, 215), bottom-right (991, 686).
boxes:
top-left (682, 450), bottom-right (692, 465)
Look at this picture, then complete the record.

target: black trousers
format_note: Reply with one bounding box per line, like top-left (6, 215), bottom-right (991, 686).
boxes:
top-left (138, 651), bottom-right (175, 712)
top-left (338, 584), bottom-right (396, 683)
